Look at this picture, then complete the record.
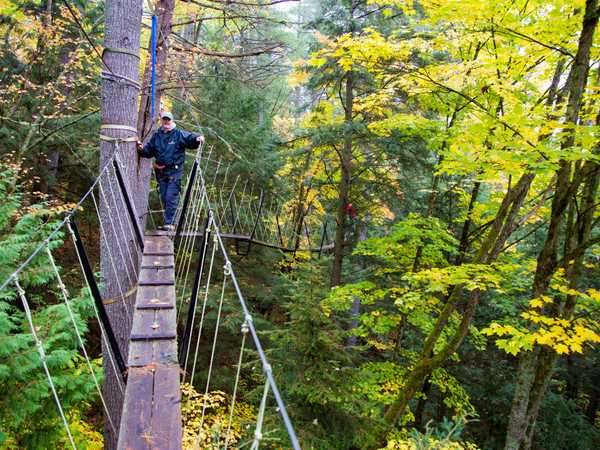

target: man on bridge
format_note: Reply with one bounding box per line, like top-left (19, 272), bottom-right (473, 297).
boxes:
top-left (137, 112), bottom-right (204, 231)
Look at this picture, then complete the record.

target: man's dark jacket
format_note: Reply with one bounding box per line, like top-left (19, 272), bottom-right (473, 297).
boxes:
top-left (139, 127), bottom-right (201, 166)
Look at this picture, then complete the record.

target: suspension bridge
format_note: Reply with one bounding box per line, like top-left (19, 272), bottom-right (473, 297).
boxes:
top-left (1, 140), bottom-right (336, 449)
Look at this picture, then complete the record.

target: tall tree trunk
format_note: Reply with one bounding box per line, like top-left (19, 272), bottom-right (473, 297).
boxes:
top-left (508, 160), bottom-right (600, 450)
top-left (100, 1), bottom-right (144, 448)
top-left (414, 376), bottom-right (432, 429)
top-left (504, 3), bottom-right (599, 449)
top-left (346, 218), bottom-right (368, 347)
top-left (137, 0), bottom-right (175, 141)
top-left (373, 172), bottom-right (535, 447)
top-left (136, 0), bottom-right (175, 228)
top-left (455, 181), bottom-right (481, 264)
top-left (331, 72), bottom-right (354, 286)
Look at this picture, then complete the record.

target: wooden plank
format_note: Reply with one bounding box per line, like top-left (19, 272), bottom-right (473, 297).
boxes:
top-left (146, 230), bottom-right (171, 237)
top-left (128, 340), bottom-right (154, 367)
top-left (128, 307), bottom-right (155, 366)
top-left (130, 309), bottom-right (156, 334)
top-left (117, 367), bottom-right (154, 450)
top-left (130, 308), bottom-right (160, 339)
top-left (150, 365), bottom-right (182, 450)
top-left (131, 309), bottom-right (177, 341)
top-left (136, 285), bottom-right (176, 309)
top-left (154, 339), bottom-right (179, 365)
top-left (144, 236), bottom-right (174, 255)
top-left (120, 232), bottom-right (181, 449)
top-left (141, 254), bottom-right (174, 269)
top-left (128, 309), bottom-right (157, 365)
top-left (155, 306), bottom-right (177, 336)
top-left (131, 332), bottom-right (176, 341)
top-left (139, 268), bottom-right (175, 286)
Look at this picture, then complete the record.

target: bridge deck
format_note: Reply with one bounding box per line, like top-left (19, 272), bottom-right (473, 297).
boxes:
top-left (117, 233), bottom-right (182, 450)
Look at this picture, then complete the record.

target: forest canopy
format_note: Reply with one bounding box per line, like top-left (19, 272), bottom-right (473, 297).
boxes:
top-left (0, 0), bottom-right (599, 449)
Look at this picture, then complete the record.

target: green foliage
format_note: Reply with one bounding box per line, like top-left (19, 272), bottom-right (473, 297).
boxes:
top-left (267, 259), bottom-right (371, 449)
top-left (0, 162), bottom-right (102, 448)
top-left (384, 413), bottom-right (480, 449)
top-left (1, 0), bottom-right (599, 448)
top-left (354, 214), bottom-right (458, 270)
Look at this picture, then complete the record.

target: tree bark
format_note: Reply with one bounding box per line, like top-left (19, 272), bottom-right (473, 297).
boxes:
top-left (505, 4), bottom-right (599, 448)
top-left (331, 72), bottom-right (354, 286)
top-left (137, 0), bottom-right (175, 141)
top-left (136, 0), bottom-right (175, 229)
top-left (100, 1), bottom-right (144, 448)
top-left (455, 181), bottom-right (481, 264)
top-left (346, 219), bottom-right (368, 347)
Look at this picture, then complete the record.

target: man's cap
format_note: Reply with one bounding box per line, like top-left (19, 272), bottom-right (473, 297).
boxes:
top-left (161, 111), bottom-right (174, 121)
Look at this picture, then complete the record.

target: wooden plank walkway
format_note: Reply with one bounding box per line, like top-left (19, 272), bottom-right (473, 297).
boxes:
top-left (117, 233), bottom-right (182, 450)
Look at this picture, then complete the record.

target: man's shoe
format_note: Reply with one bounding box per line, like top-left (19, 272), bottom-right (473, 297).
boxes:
top-left (158, 224), bottom-right (175, 232)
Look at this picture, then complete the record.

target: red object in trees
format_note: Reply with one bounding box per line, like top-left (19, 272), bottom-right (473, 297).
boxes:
top-left (344, 203), bottom-right (357, 219)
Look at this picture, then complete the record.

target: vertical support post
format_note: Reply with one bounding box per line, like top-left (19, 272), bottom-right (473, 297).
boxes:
top-left (318, 221), bottom-right (328, 258)
top-left (242, 189), bottom-right (264, 256)
top-left (304, 221), bottom-right (312, 250)
top-left (68, 218), bottom-right (127, 381)
top-left (179, 216), bottom-right (211, 367)
top-left (113, 159), bottom-right (145, 251)
top-left (227, 194), bottom-right (236, 231)
top-left (275, 210), bottom-right (284, 247)
top-left (293, 216), bottom-right (304, 255)
top-left (175, 159), bottom-right (199, 239)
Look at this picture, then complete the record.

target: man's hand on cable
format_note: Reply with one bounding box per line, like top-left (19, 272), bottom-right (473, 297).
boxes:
top-left (136, 140), bottom-right (143, 151)
top-left (197, 135), bottom-right (205, 144)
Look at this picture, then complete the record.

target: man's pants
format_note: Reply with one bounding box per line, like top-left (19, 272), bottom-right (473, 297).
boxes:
top-left (156, 167), bottom-right (183, 225)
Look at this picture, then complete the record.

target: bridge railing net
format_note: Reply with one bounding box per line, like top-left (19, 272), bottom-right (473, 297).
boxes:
top-left (175, 146), bottom-right (301, 450)
top-left (0, 139), bottom-right (305, 448)
top-left (0, 146), bottom-right (143, 448)
top-left (175, 148), bottom-right (335, 255)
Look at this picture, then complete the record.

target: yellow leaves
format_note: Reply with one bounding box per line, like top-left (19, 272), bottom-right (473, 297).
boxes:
top-left (485, 299), bottom-right (600, 357)
top-left (368, 113), bottom-right (438, 137)
top-left (354, 90), bottom-right (394, 118)
top-left (573, 325), bottom-right (600, 344)
top-left (484, 272), bottom-right (600, 357)
top-left (482, 322), bottom-right (516, 338)
top-left (529, 295), bottom-right (553, 309)
top-left (301, 100), bottom-right (342, 129)
top-left (303, 29), bottom-right (400, 75)
top-left (181, 383), bottom-right (255, 449)
top-left (587, 289), bottom-right (600, 301)
top-left (367, 338), bottom-right (394, 351)
top-left (288, 70), bottom-right (310, 88)
top-left (307, 55), bottom-right (328, 68)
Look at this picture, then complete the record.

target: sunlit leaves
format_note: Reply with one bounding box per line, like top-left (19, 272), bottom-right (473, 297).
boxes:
top-left (483, 288), bottom-right (600, 356)
top-left (354, 214), bottom-right (458, 270)
top-left (181, 383), bottom-right (255, 449)
top-left (306, 28), bottom-right (403, 74)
